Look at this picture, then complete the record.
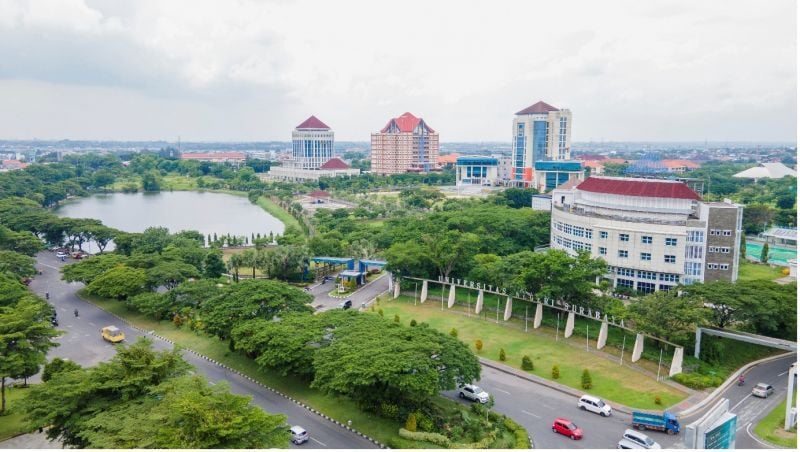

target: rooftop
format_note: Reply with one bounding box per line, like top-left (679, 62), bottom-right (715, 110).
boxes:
top-left (296, 115), bottom-right (331, 130)
top-left (515, 100), bottom-right (559, 115)
top-left (180, 152), bottom-right (246, 160)
top-left (319, 157), bottom-right (350, 170)
top-left (733, 162), bottom-right (796, 179)
top-left (576, 176), bottom-right (702, 200)
top-left (380, 112), bottom-right (435, 134)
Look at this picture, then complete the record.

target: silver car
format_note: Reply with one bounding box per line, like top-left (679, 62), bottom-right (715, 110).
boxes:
top-left (289, 425), bottom-right (309, 445)
top-left (752, 383), bottom-right (774, 398)
top-left (458, 384), bottom-right (489, 403)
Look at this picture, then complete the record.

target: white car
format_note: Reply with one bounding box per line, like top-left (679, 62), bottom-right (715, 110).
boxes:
top-left (458, 384), bottom-right (489, 403)
top-left (619, 429), bottom-right (660, 449)
top-left (752, 383), bottom-right (774, 398)
top-left (289, 425), bottom-right (308, 445)
top-left (578, 394), bottom-right (612, 417)
top-left (56, 252), bottom-right (68, 258)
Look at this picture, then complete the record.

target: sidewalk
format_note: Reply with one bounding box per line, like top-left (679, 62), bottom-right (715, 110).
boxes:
top-left (0, 432), bottom-right (62, 449)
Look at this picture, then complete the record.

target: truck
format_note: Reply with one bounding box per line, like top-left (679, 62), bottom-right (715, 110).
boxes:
top-left (631, 411), bottom-right (680, 435)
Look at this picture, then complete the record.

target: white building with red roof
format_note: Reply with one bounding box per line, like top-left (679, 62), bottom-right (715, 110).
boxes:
top-left (292, 115), bottom-right (334, 170)
top-left (370, 112), bottom-right (439, 175)
top-left (550, 176), bottom-right (742, 292)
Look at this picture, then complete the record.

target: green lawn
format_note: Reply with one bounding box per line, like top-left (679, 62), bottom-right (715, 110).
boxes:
top-left (80, 291), bottom-right (401, 445)
top-left (754, 391), bottom-right (797, 448)
top-left (374, 296), bottom-right (688, 410)
top-left (0, 385), bottom-right (35, 441)
top-left (254, 196), bottom-right (302, 232)
top-left (738, 261), bottom-right (784, 282)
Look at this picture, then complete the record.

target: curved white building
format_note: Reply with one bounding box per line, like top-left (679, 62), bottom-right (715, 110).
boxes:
top-left (551, 177), bottom-right (742, 292)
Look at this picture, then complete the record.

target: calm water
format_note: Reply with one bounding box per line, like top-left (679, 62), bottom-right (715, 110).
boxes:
top-left (56, 191), bottom-right (284, 244)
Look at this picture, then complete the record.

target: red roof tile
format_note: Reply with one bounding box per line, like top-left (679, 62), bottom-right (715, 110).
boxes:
top-left (308, 190), bottom-right (331, 198)
top-left (515, 101), bottom-right (559, 115)
top-left (296, 115), bottom-right (331, 130)
top-left (380, 112), bottom-right (435, 133)
top-left (577, 177), bottom-right (701, 200)
top-left (319, 157), bottom-right (350, 170)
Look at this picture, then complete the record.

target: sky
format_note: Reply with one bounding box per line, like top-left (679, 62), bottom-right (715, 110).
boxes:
top-left (0, 0), bottom-right (796, 142)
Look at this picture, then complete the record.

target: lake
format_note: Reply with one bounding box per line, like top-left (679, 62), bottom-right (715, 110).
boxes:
top-left (56, 191), bottom-right (285, 248)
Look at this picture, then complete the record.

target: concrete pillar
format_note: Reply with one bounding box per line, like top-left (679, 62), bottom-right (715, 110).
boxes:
top-left (632, 333), bottom-right (644, 362)
top-left (447, 284), bottom-right (456, 308)
top-left (669, 347), bottom-right (684, 377)
top-left (597, 315), bottom-right (609, 350)
top-left (694, 328), bottom-right (702, 359)
top-left (564, 311), bottom-right (575, 338)
top-left (420, 280), bottom-right (428, 303)
top-left (533, 304), bottom-right (543, 328)
top-left (503, 296), bottom-right (512, 321)
top-left (475, 290), bottom-right (484, 314)
top-left (393, 280), bottom-right (400, 299)
top-left (785, 363), bottom-right (797, 430)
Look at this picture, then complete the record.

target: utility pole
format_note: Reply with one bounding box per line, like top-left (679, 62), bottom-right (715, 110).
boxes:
top-left (657, 348), bottom-right (664, 381)
top-left (620, 335), bottom-right (626, 365)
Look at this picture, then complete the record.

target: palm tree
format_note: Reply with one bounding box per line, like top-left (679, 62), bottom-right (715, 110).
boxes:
top-left (227, 253), bottom-right (242, 282)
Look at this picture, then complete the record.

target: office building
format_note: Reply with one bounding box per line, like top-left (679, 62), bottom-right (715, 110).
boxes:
top-left (455, 156), bottom-right (500, 186)
top-left (511, 100), bottom-right (572, 186)
top-left (550, 176), bottom-right (742, 292)
top-left (371, 112), bottom-right (439, 175)
top-left (292, 115), bottom-right (334, 170)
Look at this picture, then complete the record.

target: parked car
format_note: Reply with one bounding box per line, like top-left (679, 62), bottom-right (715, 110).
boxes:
top-left (752, 383), bottom-right (774, 398)
top-left (552, 417), bottom-right (583, 440)
top-left (619, 429), bottom-right (660, 449)
top-left (579, 394), bottom-right (612, 417)
top-left (56, 251), bottom-right (68, 259)
top-left (100, 325), bottom-right (125, 343)
top-left (339, 299), bottom-right (352, 310)
top-left (458, 384), bottom-right (489, 403)
top-left (289, 425), bottom-right (309, 445)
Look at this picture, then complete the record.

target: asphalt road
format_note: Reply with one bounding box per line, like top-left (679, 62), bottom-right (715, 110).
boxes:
top-left (309, 272), bottom-right (391, 312)
top-left (28, 251), bottom-right (377, 449)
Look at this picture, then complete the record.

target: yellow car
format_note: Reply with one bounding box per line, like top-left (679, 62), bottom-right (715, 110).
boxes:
top-left (100, 326), bottom-right (125, 343)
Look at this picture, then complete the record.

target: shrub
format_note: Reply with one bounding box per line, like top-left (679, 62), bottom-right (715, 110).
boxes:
top-left (172, 313), bottom-right (183, 328)
top-left (450, 327), bottom-right (458, 338)
top-left (380, 402), bottom-right (399, 419)
top-left (581, 369), bottom-right (592, 389)
top-left (417, 413), bottom-right (434, 432)
top-left (504, 418), bottom-right (531, 449)
top-left (552, 365), bottom-right (560, 379)
top-left (398, 428), bottom-right (451, 448)
top-left (370, 305), bottom-right (375, 312)
top-left (521, 355), bottom-right (533, 371)
top-left (378, 309), bottom-right (384, 317)
top-left (654, 395), bottom-right (662, 405)
top-left (499, 348), bottom-right (507, 361)
top-left (394, 314), bottom-right (400, 323)
top-left (475, 339), bottom-right (483, 352)
top-left (405, 412), bottom-right (417, 432)
top-left (672, 372), bottom-right (724, 389)
top-left (452, 429), bottom-right (498, 449)
top-left (410, 319), bottom-right (417, 327)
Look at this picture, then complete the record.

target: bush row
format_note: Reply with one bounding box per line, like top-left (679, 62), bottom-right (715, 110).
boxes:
top-left (672, 372), bottom-right (724, 389)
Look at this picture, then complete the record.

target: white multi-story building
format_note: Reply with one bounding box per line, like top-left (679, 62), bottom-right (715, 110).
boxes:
top-left (292, 115), bottom-right (334, 170)
top-left (550, 176), bottom-right (742, 293)
top-left (511, 101), bottom-right (572, 186)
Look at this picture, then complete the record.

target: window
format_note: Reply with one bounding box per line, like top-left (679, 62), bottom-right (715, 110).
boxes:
top-left (616, 268), bottom-right (635, 277)
top-left (659, 273), bottom-right (680, 282)
top-left (721, 264), bottom-right (730, 270)
top-left (722, 230), bottom-right (732, 236)
top-left (617, 278), bottom-right (634, 288)
top-left (619, 234), bottom-right (629, 242)
top-left (659, 284), bottom-right (674, 291)
top-left (687, 231), bottom-right (705, 243)
top-left (600, 231), bottom-right (608, 239)
top-left (636, 282), bottom-right (656, 293)
top-left (684, 262), bottom-right (702, 276)
top-left (707, 263), bottom-right (719, 270)
top-left (599, 247), bottom-right (607, 255)
top-left (664, 255), bottom-right (676, 263)
top-left (637, 271), bottom-right (657, 280)
top-left (721, 247), bottom-right (730, 254)
top-left (640, 252), bottom-right (652, 261)
top-left (686, 245), bottom-right (704, 259)
top-left (618, 250), bottom-right (628, 258)
top-left (641, 236), bottom-right (653, 244)
top-left (665, 237), bottom-right (678, 246)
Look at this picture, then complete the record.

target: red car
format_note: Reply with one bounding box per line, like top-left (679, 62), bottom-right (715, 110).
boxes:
top-left (552, 417), bottom-right (583, 440)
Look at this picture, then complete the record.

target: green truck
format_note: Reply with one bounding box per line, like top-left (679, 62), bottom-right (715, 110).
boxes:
top-left (631, 411), bottom-right (680, 435)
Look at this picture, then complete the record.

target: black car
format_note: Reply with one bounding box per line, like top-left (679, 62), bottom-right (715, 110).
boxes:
top-left (340, 299), bottom-right (352, 310)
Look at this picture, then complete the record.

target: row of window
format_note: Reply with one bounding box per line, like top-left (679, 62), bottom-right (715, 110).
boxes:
top-left (687, 230), bottom-right (705, 243)
top-left (685, 245), bottom-right (705, 259)
top-left (553, 235), bottom-right (592, 252)
top-left (709, 229), bottom-right (733, 236)
top-left (708, 246), bottom-right (731, 254)
top-left (707, 263), bottom-right (731, 270)
top-left (553, 221), bottom-right (594, 239)
top-left (611, 249), bottom-right (676, 263)
top-left (615, 280), bottom-right (673, 293)
top-left (611, 267), bottom-right (681, 282)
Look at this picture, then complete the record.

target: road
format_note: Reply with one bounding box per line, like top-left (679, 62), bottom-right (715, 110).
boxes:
top-left (29, 251), bottom-right (377, 449)
top-left (309, 272), bottom-right (391, 312)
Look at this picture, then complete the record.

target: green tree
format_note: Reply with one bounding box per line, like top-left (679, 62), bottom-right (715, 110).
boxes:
top-left (0, 250), bottom-right (36, 277)
top-left (61, 253), bottom-right (129, 284)
top-left (145, 260), bottom-right (201, 290)
top-left (581, 369), bottom-right (592, 389)
top-left (141, 170), bottom-right (162, 192)
top-left (85, 265), bottom-right (147, 300)
top-left (627, 291), bottom-right (709, 346)
top-left (760, 242), bottom-right (769, 263)
top-left (41, 357), bottom-right (82, 382)
top-left (204, 250), bottom-right (226, 278)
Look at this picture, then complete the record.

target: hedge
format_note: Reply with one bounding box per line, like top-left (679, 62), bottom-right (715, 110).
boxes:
top-left (452, 429), bottom-right (497, 449)
top-left (504, 417), bottom-right (532, 449)
top-left (399, 428), bottom-right (451, 448)
top-left (672, 372), bottom-right (724, 389)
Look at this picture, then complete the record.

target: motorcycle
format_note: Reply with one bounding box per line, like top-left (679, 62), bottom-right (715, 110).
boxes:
top-left (737, 376), bottom-right (745, 386)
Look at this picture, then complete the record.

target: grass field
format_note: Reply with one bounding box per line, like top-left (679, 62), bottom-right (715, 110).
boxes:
top-left (80, 291), bottom-right (403, 445)
top-left (0, 385), bottom-right (34, 441)
top-left (738, 261), bottom-right (785, 282)
top-left (254, 196), bottom-right (302, 232)
top-left (374, 295), bottom-right (688, 410)
top-left (754, 391), bottom-right (797, 448)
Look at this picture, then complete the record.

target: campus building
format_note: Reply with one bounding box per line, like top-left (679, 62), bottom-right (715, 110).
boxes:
top-left (292, 115), bottom-right (334, 170)
top-left (179, 152), bottom-right (246, 164)
top-left (455, 156), bottom-right (500, 186)
top-left (371, 112), bottom-right (439, 175)
top-left (511, 100), bottom-right (572, 186)
top-left (550, 176), bottom-right (743, 292)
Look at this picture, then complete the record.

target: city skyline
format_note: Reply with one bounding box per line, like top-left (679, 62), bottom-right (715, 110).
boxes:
top-left (0, 0), bottom-right (796, 142)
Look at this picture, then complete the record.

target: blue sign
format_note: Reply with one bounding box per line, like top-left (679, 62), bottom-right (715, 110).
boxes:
top-left (704, 412), bottom-right (737, 449)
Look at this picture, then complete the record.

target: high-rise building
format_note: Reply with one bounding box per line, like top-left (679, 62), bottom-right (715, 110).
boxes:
top-left (292, 115), bottom-right (333, 170)
top-left (511, 101), bottom-right (572, 185)
top-left (549, 176), bottom-right (743, 292)
top-left (371, 112), bottom-right (439, 175)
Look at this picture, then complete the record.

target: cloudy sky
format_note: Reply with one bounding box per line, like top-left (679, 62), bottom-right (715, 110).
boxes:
top-left (0, 0), bottom-right (796, 142)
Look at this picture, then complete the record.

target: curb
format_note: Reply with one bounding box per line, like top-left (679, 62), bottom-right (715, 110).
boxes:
top-left (677, 351), bottom-right (796, 418)
top-left (86, 299), bottom-right (388, 449)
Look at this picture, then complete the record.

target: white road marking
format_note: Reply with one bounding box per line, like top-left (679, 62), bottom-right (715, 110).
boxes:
top-left (522, 410), bottom-right (541, 419)
top-left (746, 422), bottom-right (776, 448)
top-left (731, 394), bottom-right (752, 411)
top-left (310, 438), bottom-right (326, 447)
top-left (40, 263), bottom-right (59, 270)
top-left (89, 322), bottom-right (95, 327)
top-left (777, 371), bottom-right (788, 377)
top-left (493, 388), bottom-right (511, 395)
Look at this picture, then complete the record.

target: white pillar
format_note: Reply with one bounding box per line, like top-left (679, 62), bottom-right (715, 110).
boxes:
top-left (632, 333), bottom-right (644, 362)
top-left (420, 280), bottom-right (428, 303)
top-left (786, 363), bottom-right (797, 430)
top-left (475, 290), bottom-right (484, 314)
top-left (669, 347), bottom-right (684, 377)
top-left (503, 296), bottom-right (512, 321)
top-left (533, 304), bottom-right (543, 328)
top-left (393, 280), bottom-right (400, 299)
top-left (597, 315), bottom-right (608, 350)
top-left (564, 311), bottom-right (575, 338)
top-left (447, 284), bottom-right (456, 308)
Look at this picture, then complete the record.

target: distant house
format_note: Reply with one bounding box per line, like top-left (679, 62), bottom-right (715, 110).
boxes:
top-left (437, 153), bottom-right (460, 168)
top-left (733, 162), bottom-right (797, 180)
top-left (179, 152), bottom-right (247, 164)
top-left (0, 160), bottom-right (29, 171)
top-left (661, 160), bottom-right (701, 173)
top-left (262, 157), bottom-right (360, 182)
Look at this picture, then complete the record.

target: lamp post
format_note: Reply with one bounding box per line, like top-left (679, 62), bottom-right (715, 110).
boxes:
top-left (414, 282), bottom-right (418, 306)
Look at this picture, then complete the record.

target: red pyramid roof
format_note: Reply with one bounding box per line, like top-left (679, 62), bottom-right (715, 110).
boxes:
top-left (319, 157), bottom-right (350, 170)
top-left (515, 101), bottom-right (559, 115)
top-left (577, 177), bottom-right (701, 200)
top-left (380, 112), bottom-right (435, 133)
top-left (296, 115), bottom-right (331, 130)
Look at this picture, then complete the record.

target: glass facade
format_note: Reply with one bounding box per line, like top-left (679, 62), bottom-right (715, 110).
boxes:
top-left (533, 121), bottom-right (549, 161)
top-left (514, 123), bottom-right (525, 180)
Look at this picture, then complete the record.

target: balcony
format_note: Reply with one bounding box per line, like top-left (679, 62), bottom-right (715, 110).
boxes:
top-left (552, 203), bottom-right (690, 226)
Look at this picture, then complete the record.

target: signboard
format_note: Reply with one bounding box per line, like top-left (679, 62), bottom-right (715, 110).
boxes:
top-left (684, 398), bottom-right (737, 449)
top-left (704, 412), bottom-right (737, 449)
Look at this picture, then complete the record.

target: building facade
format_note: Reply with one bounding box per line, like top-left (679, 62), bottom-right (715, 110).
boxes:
top-left (371, 112), bottom-right (439, 175)
top-left (511, 101), bottom-right (572, 186)
top-left (455, 156), bottom-right (500, 186)
top-left (550, 176), bottom-right (743, 293)
top-left (292, 116), bottom-right (334, 170)
top-left (532, 161), bottom-right (585, 193)
top-left (179, 152), bottom-right (246, 164)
